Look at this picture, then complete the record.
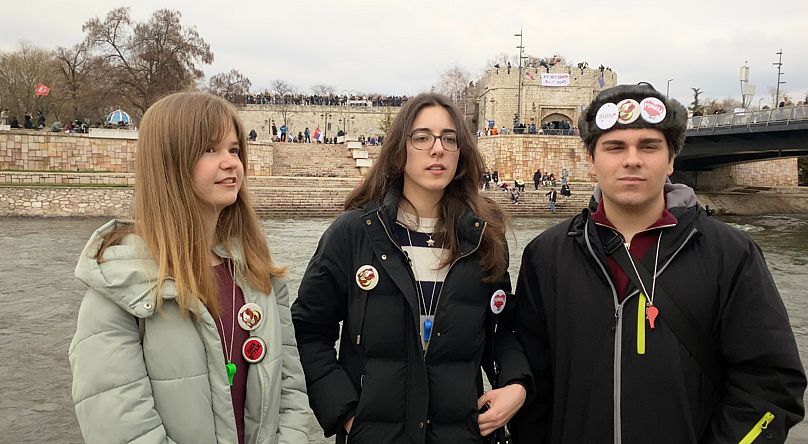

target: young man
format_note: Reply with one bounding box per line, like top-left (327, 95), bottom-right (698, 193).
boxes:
top-left (511, 83), bottom-right (806, 443)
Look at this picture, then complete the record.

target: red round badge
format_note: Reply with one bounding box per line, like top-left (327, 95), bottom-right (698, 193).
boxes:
top-left (242, 337), bottom-right (267, 363)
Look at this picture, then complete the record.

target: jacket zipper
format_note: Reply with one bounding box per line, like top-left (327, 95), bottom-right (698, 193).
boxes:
top-left (739, 411), bottom-right (775, 444)
top-left (584, 220), bottom-right (623, 444)
top-left (585, 221), bottom-right (700, 443)
top-left (377, 211), bottom-right (486, 359)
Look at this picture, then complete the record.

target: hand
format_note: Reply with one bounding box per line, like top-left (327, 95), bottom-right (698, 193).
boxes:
top-left (344, 416), bottom-right (355, 434)
top-left (477, 384), bottom-right (527, 437)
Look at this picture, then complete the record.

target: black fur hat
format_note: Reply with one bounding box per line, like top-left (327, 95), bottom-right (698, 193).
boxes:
top-left (578, 83), bottom-right (687, 156)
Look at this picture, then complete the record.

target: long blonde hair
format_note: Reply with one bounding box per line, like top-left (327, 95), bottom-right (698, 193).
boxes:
top-left (126, 91), bottom-right (285, 316)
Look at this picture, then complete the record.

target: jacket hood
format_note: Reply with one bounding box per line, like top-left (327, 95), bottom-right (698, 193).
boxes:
top-left (75, 219), bottom-right (175, 318)
top-left (76, 220), bottom-right (249, 318)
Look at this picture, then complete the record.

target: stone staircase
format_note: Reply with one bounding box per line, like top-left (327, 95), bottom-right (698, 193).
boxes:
top-left (269, 140), bottom-right (381, 178)
top-left (482, 183), bottom-right (594, 217)
top-left (248, 178), bottom-right (595, 219)
top-left (271, 144), bottom-right (364, 178)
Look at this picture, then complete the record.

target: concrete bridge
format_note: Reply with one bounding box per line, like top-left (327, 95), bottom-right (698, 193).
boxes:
top-left (677, 106), bottom-right (808, 170)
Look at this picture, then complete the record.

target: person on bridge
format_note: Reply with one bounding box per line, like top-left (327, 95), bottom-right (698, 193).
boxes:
top-left (69, 92), bottom-right (310, 444)
top-left (511, 83), bottom-right (806, 443)
top-left (292, 93), bottom-right (532, 443)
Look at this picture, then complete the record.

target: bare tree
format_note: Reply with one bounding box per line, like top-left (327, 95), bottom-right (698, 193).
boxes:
top-left (270, 79), bottom-right (297, 125)
top-left (434, 64), bottom-right (471, 105)
top-left (52, 42), bottom-right (118, 123)
top-left (0, 41), bottom-right (59, 122)
top-left (270, 79), bottom-right (297, 98)
top-left (206, 69), bottom-right (251, 104)
top-left (82, 7), bottom-right (214, 115)
top-left (311, 83), bottom-right (336, 97)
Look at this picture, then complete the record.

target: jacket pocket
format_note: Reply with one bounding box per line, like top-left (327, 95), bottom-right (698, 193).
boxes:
top-left (738, 411), bottom-right (774, 444)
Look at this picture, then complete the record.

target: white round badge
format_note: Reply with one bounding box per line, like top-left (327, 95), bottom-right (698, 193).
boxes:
top-left (237, 303), bottom-right (264, 331)
top-left (640, 97), bottom-right (667, 124)
top-left (490, 289), bottom-right (507, 315)
top-left (355, 265), bottom-right (379, 291)
top-left (616, 99), bottom-right (641, 124)
top-left (595, 103), bottom-right (618, 130)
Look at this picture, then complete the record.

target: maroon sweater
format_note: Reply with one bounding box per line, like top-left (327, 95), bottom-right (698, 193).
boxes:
top-left (213, 262), bottom-right (249, 444)
top-left (591, 200), bottom-right (678, 302)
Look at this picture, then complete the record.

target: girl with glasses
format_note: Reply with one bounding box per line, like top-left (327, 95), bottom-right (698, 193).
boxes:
top-left (293, 93), bottom-right (532, 443)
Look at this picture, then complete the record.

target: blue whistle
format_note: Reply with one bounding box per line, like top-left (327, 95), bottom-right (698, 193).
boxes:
top-left (424, 318), bottom-right (433, 342)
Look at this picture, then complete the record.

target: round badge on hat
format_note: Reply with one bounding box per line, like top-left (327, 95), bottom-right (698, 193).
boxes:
top-left (242, 337), bottom-right (267, 363)
top-left (355, 265), bottom-right (379, 291)
top-left (640, 97), bottom-right (667, 124)
top-left (595, 102), bottom-right (619, 130)
top-left (490, 289), bottom-right (507, 315)
top-left (616, 99), bottom-right (641, 125)
top-left (237, 303), bottom-right (264, 331)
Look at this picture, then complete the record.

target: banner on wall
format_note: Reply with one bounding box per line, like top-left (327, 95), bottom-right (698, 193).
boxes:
top-left (540, 73), bottom-right (570, 87)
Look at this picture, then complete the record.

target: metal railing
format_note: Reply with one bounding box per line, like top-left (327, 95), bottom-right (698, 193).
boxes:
top-left (687, 105), bottom-right (808, 132)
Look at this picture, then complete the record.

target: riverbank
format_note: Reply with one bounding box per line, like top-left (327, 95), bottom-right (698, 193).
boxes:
top-left (1, 180), bottom-right (808, 217)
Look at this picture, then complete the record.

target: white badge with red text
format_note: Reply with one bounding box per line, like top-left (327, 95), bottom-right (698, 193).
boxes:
top-left (242, 337), bottom-right (267, 363)
top-left (640, 97), bottom-right (667, 124)
top-left (595, 103), bottom-right (618, 130)
top-left (490, 289), bottom-right (507, 314)
top-left (355, 265), bottom-right (379, 291)
top-left (237, 303), bottom-right (263, 331)
top-left (617, 99), bottom-right (641, 124)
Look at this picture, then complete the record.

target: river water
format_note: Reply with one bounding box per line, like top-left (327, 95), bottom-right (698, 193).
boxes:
top-left (1, 215), bottom-right (807, 443)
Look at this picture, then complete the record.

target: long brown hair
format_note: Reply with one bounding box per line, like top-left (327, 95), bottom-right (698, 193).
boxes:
top-left (111, 92), bottom-right (285, 316)
top-left (345, 93), bottom-right (508, 280)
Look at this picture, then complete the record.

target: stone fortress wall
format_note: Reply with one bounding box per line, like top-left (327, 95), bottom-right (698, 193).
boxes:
top-left (237, 104), bottom-right (397, 142)
top-left (473, 64), bottom-right (618, 131)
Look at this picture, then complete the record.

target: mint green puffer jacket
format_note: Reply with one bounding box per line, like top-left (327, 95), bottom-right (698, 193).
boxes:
top-left (69, 219), bottom-right (311, 444)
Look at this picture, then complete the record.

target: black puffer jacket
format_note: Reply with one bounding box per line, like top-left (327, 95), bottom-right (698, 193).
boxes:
top-left (511, 184), bottom-right (805, 443)
top-left (292, 191), bottom-right (532, 443)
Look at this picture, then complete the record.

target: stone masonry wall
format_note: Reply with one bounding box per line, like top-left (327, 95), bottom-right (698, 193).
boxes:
top-left (672, 158), bottom-right (799, 191)
top-left (0, 130), bottom-right (274, 176)
top-left (0, 187), bottom-right (133, 217)
top-left (238, 105), bottom-right (397, 142)
top-left (477, 134), bottom-right (594, 183)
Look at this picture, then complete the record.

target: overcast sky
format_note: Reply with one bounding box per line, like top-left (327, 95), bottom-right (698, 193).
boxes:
top-left (2, 0), bottom-right (806, 108)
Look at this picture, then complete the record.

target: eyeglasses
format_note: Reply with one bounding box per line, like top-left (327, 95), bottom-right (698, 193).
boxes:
top-left (407, 130), bottom-right (460, 151)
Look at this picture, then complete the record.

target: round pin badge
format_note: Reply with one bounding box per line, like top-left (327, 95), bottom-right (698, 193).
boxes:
top-left (242, 337), bottom-right (267, 364)
top-left (355, 265), bottom-right (379, 291)
top-left (490, 289), bottom-right (507, 315)
top-left (616, 99), bottom-right (641, 125)
top-left (237, 303), bottom-right (264, 331)
top-left (595, 102), bottom-right (618, 130)
top-left (640, 97), bottom-right (667, 124)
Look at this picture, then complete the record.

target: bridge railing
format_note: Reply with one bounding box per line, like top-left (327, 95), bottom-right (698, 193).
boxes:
top-left (687, 105), bottom-right (808, 132)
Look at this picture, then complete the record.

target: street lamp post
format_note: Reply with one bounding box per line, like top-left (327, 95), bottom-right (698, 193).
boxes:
top-left (666, 79), bottom-right (674, 98)
top-left (514, 30), bottom-right (525, 131)
top-left (758, 98), bottom-right (765, 110)
top-left (320, 113), bottom-right (331, 141)
top-left (773, 49), bottom-right (785, 107)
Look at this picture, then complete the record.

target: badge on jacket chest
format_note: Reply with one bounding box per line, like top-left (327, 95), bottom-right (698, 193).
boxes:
top-left (490, 289), bottom-right (507, 314)
top-left (355, 265), bottom-right (379, 290)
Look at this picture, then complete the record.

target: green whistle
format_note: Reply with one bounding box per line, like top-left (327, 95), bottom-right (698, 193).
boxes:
top-left (226, 361), bottom-right (237, 385)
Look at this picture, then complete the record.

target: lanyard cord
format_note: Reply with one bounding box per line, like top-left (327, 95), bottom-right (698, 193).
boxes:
top-left (216, 259), bottom-right (236, 365)
top-left (624, 232), bottom-right (663, 305)
top-left (402, 223), bottom-right (440, 316)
